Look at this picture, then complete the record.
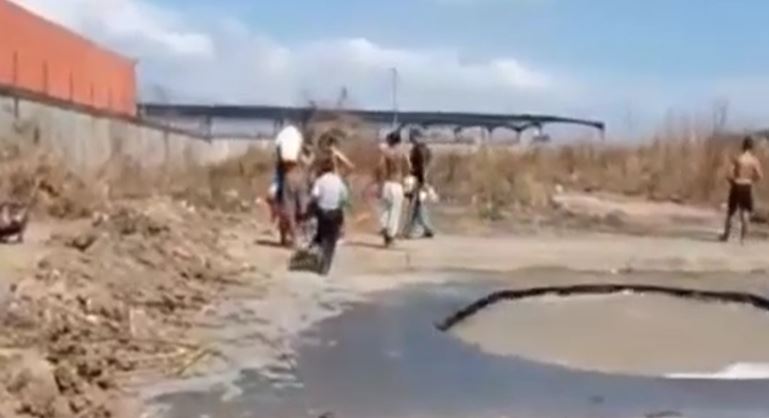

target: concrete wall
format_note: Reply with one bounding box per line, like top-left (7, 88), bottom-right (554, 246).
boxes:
top-left (0, 92), bottom-right (268, 173)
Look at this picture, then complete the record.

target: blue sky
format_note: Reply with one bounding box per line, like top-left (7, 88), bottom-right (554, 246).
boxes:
top-left (17, 0), bottom-right (769, 136)
top-left (170, 0), bottom-right (769, 78)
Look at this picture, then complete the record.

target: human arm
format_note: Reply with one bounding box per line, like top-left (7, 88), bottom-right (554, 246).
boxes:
top-left (422, 146), bottom-right (433, 184)
top-left (374, 151), bottom-right (386, 185)
top-left (727, 157), bottom-right (738, 183)
top-left (339, 178), bottom-right (350, 208)
top-left (755, 158), bottom-right (764, 182)
top-left (299, 144), bottom-right (314, 167)
top-left (332, 147), bottom-right (356, 172)
top-left (310, 180), bottom-right (319, 201)
top-left (402, 149), bottom-right (412, 174)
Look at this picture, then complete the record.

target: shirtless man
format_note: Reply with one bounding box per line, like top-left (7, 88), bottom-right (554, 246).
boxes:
top-left (720, 136), bottom-right (763, 243)
top-left (377, 131), bottom-right (411, 247)
top-left (316, 132), bottom-right (355, 177)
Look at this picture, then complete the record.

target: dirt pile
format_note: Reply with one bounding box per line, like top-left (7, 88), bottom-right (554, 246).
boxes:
top-left (0, 198), bottom-right (259, 418)
top-left (0, 144), bottom-right (102, 219)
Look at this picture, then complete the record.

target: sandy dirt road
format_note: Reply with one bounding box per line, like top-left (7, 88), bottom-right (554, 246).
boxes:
top-left (1, 192), bottom-right (769, 418)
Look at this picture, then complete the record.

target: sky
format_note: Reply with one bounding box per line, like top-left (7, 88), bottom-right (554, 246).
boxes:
top-left (12, 0), bottom-right (769, 136)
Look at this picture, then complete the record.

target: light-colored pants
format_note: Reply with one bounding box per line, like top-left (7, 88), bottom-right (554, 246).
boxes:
top-left (379, 181), bottom-right (404, 238)
top-left (403, 191), bottom-right (434, 238)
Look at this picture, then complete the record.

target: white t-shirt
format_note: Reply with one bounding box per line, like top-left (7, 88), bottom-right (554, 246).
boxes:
top-left (312, 173), bottom-right (348, 211)
top-left (275, 125), bottom-right (303, 162)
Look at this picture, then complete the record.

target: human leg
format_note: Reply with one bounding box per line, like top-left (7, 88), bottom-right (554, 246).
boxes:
top-left (740, 185), bottom-right (754, 244)
top-left (739, 209), bottom-right (749, 244)
top-left (317, 209), bottom-right (342, 275)
top-left (386, 183), bottom-right (405, 240)
top-left (721, 185), bottom-right (738, 242)
top-left (415, 194), bottom-right (434, 237)
top-left (284, 168), bottom-right (312, 248)
top-left (379, 183), bottom-right (394, 244)
top-left (402, 194), bottom-right (418, 238)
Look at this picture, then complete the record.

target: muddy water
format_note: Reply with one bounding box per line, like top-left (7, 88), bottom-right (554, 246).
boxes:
top-left (453, 293), bottom-right (769, 377)
top-left (150, 271), bottom-right (769, 418)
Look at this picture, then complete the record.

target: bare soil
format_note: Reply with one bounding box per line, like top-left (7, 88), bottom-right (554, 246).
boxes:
top-left (2, 131), bottom-right (769, 417)
top-left (3, 189), bottom-right (769, 418)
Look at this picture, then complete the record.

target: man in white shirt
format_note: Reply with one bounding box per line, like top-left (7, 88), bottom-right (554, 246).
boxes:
top-left (310, 157), bottom-right (348, 275)
top-left (275, 124), bottom-right (303, 161)
top-left (274, 124), bottom-right (309, 247)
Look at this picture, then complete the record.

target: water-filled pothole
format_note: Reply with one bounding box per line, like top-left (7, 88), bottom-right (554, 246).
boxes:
top-left (444, 285), bottom-right (769, 378)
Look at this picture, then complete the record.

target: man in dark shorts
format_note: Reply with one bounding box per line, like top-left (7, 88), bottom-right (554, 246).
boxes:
top-left (721, 136), bottom-right (763, 243)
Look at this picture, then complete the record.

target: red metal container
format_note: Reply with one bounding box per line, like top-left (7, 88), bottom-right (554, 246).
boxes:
top-left (0, 0), bottom-right (136, 115)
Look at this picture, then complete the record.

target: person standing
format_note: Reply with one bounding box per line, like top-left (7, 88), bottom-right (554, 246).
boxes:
top-left (274, 124), bottom-right (309, 248)
top-left (315, 132), bottom-right (355, 243)
top-left (403, 129), bottom-right (435, 239)
top-left (377, 131), bottom-right (411, 247)
top-left (720, 136), bottom-right (763, 243)
top-left (310, 158), bottom-right (349, 275)
top-left (316, 131), bottom-right (355, 175)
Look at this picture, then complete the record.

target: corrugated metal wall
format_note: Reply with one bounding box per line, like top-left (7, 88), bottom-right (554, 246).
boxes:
top-left (0, 0), bottom-right (137, 116)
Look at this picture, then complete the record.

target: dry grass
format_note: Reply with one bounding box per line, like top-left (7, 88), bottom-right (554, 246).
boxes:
top-left (0, 109), bottom-right (763, 223)
top-left (431, 133), bottom-right (764, 219)
top-left (0, 110), bottom-right (379, 220)
top-left (0, 142), bottom-right (102, 218)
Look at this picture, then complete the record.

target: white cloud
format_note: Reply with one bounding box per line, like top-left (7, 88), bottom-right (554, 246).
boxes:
top-left (18, 0), bottom-right (214, 58)
top-left (16, 0), bottom-right (769, 137)
top-left (10, 0), bottom-right (563, 114)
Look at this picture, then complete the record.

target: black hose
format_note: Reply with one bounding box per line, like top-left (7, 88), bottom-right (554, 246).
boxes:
top-left (437, 284), bottom-right (769, 332)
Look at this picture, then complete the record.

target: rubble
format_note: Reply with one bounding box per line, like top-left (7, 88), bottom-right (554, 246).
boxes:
top-left (0, 198), bottom-right (262, 417)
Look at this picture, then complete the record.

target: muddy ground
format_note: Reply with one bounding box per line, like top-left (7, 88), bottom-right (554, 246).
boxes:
top-left (0, 185), bottom-right (768, 418)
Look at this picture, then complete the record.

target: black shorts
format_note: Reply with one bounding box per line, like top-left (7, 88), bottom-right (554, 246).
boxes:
top-left (728, 183), bottom-right (754, 213)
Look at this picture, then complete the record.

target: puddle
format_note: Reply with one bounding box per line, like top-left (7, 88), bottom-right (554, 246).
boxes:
top-left (150, 272), bottom-right (769, 418)
top-left (452, 293), bottom-right (769, 378)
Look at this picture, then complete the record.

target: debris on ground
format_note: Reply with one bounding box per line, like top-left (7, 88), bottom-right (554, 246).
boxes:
top-left (0, 198), bottom-right (264, 417)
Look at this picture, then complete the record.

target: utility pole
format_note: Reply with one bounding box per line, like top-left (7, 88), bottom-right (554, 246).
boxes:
top-left (390, 67), bottom-right (399, 129)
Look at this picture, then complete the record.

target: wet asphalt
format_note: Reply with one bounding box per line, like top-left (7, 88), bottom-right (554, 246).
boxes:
top-left (153, 273), bottom-right (769, 418)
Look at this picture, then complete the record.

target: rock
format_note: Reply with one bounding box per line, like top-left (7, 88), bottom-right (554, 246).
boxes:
top-left (129, 308), bottom-right (157, 340)
top-left (54, 364), bottom-right (82, 395)
top-left (66, 232), bottom-right (98, 252)
top-left (604, 210), bottom-right (626, 227)
top-left (0, 349), bottom-right (64, 416)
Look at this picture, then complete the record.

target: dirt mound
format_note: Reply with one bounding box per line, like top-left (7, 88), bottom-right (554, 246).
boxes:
top-left (0, 144), bottom-right (102, 219)
top-left (0, 198), bottom-right (257, 417)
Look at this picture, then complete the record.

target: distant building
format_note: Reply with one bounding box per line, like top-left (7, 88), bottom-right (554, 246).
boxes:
top-left (0, 0), bottom-right (137, 116)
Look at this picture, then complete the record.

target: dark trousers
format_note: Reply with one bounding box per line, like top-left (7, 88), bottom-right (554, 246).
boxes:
top-left (313, 208), bottom-right (343, 275)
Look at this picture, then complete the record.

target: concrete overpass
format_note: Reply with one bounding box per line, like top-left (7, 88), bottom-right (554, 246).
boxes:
top-left (138, 103), bottom-right (605, 143)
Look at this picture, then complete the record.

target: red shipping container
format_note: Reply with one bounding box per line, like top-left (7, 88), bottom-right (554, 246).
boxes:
top-left (0, 0), bottom-right (136, 115)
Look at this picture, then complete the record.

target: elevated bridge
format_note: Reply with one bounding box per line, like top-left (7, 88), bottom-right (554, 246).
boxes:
top-left (138, 103), bottom-right (605, 143)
